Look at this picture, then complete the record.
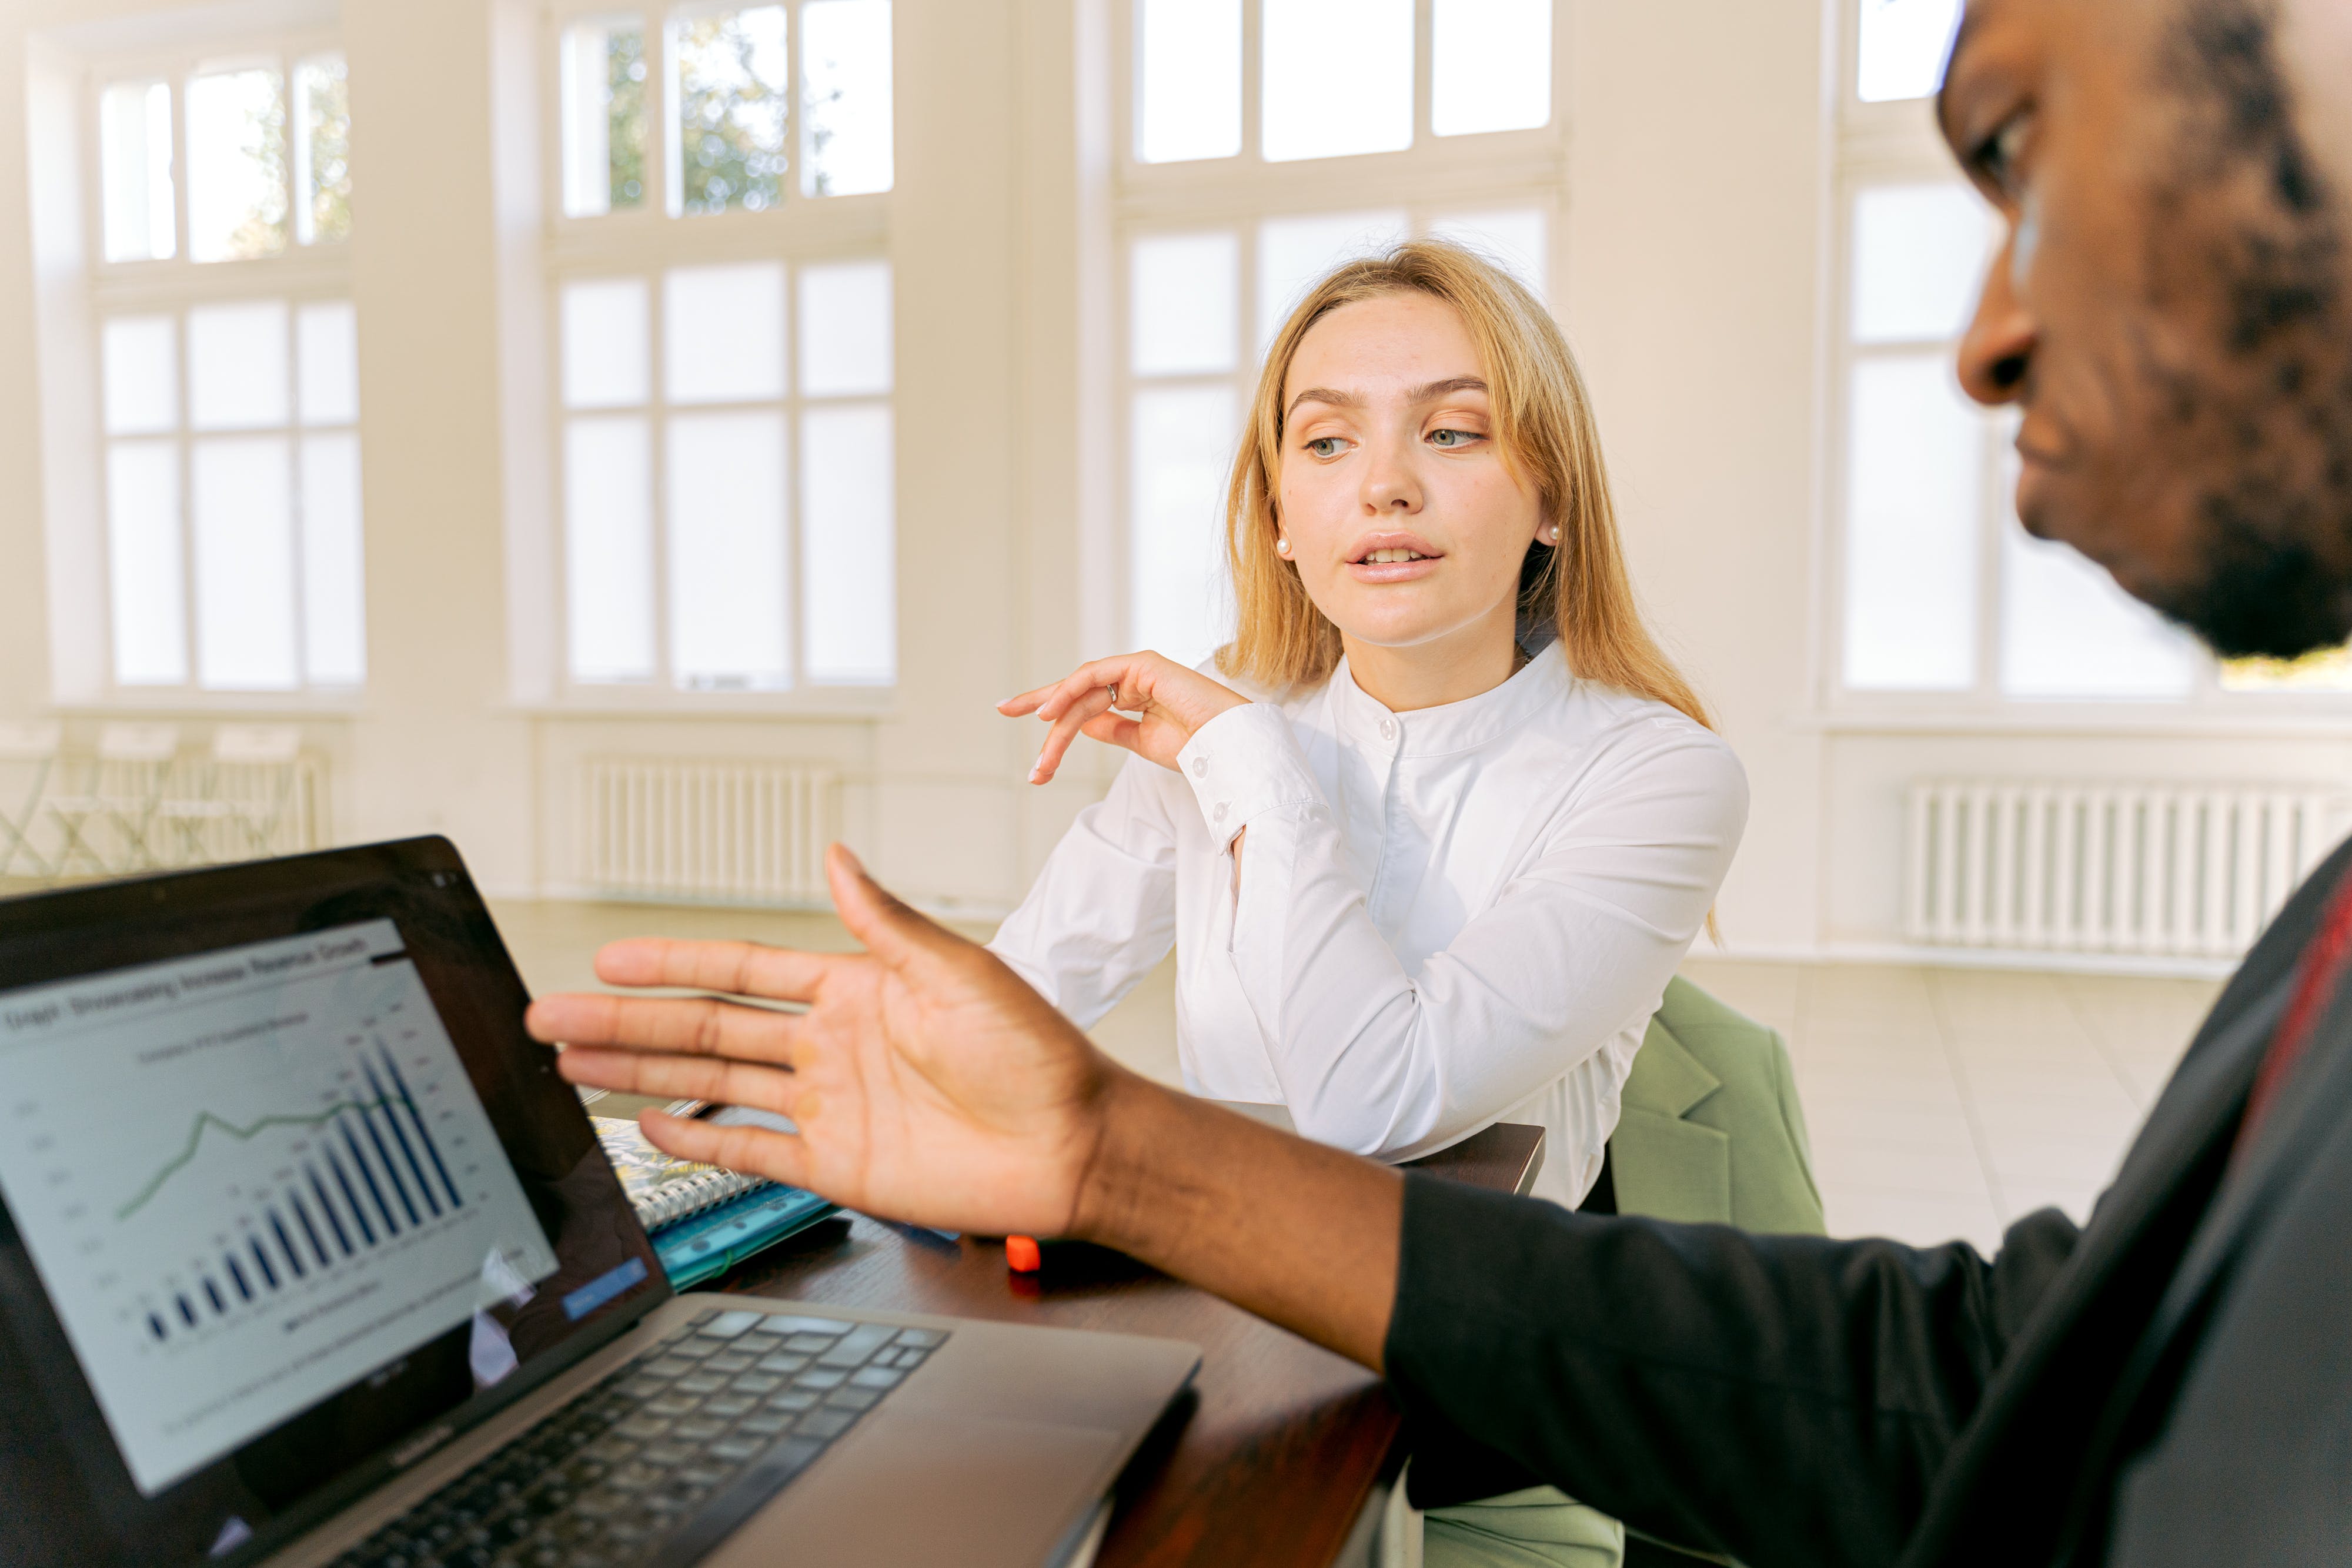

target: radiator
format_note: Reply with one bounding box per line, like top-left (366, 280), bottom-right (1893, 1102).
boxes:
top-left (1903, 781), bottom-right (2350, 959)
top-left (579, 758), bottom-right (839, 905)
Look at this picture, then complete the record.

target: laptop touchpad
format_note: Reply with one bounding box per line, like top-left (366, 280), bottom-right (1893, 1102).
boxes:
top-left (704, 1410), bottom-right (1122, 1568)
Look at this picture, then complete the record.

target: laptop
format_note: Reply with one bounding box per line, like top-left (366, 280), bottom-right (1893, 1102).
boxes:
top-left (0, 837), bottom-right (1198, 1568)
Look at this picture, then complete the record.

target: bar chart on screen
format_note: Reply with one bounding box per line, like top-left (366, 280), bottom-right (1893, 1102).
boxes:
top-left (0, 921), bottom-right (559, 1495)
top-left (115, 1032), bottom-right (472, 1342)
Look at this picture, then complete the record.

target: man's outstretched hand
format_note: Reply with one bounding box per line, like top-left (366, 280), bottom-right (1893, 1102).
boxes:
top-left (525, 843), bottom-right (1131, 1242)
top-left (524, 842), bottom-right (1404, 1370)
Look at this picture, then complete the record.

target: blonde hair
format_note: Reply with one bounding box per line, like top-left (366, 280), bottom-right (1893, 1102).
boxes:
top-left (1214, 239), bottom-right (1712, 732)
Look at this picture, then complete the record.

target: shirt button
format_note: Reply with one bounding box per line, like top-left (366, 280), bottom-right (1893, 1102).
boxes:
top-left (1190, 757), bottom-right (1209, 777)
top-left (1378, 718), bottom-right (1396, 742)
top-left (1214, 803), bottom-right (1228, 823)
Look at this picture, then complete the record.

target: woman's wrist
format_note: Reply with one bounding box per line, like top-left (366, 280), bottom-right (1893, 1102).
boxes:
top-left (1003, 651), bottom-right (1254, 785)
top-left (1175, 702), bottom-right (1321, 849)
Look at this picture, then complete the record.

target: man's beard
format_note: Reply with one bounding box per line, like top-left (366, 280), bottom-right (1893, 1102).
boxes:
top-left (2151, 502), bottom-right (2352, 658)
top-left (2139, 0), bottom-right (2352, 660)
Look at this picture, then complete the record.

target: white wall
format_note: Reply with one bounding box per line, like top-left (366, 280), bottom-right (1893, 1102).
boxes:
top-left (1558, 0), bottom-right (1832, 955)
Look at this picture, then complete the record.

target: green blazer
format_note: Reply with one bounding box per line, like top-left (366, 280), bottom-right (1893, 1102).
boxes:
top-left (1608, 977), bottom-right (1825, 1236)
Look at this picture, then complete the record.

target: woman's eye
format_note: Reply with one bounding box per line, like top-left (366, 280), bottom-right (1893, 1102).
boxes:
top-left (1305, 436), bottom-right (1346, 459)
top-left (1428, 427), bottom-right (1478, 449)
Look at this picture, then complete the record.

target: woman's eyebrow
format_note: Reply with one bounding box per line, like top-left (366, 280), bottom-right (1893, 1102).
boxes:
top-left (1409, 376), bottom-right (1488, 402)
top-left (1285, 377), bottom-right (1489, 418)
top-left (1287, 386), bottom-right (1362, 416)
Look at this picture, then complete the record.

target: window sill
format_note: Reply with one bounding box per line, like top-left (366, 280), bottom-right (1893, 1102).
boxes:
top-left (507, 688), bottom-right (897, 722)
top-left (48, 694), bottom-right (366, 720)
top-left (1798, 706), bottom-right (2352, 741)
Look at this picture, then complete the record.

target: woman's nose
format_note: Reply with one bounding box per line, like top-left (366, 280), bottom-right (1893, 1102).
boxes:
top-left (1361, 437), bottom-right (1423, 512)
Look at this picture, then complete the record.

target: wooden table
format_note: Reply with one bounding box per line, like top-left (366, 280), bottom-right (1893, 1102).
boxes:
top-left (711, 1124), bottom-right (1544, 1568)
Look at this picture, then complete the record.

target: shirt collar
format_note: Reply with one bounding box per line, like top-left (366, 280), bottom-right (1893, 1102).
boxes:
top-left (1324, 641), bottom-right (1571, 760)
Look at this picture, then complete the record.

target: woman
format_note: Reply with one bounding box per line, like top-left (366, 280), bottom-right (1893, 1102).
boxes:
top-left (990, 240), bottom-right (1746, 1214)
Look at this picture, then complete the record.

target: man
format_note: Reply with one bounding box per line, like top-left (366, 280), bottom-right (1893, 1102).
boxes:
top-left (527, 0), bottom-right (2352, 1561)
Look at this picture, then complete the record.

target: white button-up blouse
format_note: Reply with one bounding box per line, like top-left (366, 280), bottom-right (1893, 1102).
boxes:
top-left (987, 641), bottom-right (1749, 1206)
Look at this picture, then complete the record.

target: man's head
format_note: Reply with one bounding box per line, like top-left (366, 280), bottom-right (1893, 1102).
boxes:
top-left (1945, 0), bottom-right (2352, 657)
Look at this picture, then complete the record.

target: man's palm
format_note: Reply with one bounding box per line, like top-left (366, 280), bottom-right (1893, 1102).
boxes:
top-left (533, 846), bottom-right (1118, 1242)
top-left (774, 933), bottom-right (1109, 1236)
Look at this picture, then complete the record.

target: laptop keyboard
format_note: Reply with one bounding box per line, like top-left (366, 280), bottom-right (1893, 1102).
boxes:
top-left (335, 1307), bottom-right (948, 1568)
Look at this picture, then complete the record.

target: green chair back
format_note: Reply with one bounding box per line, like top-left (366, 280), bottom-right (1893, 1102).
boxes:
top-left (1609, 977), bottom-right (1824, 1236)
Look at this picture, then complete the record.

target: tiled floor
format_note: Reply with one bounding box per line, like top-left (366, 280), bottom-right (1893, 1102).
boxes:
top-left (489, 900), bottom-right (2224, 1259)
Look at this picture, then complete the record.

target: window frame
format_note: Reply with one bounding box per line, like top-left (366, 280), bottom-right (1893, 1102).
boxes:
top-left (1819, 0), bottom-right (2352, 724)
top-left (540, 0), bottom-right (891, 258)
top-left (1109, 0), bottom-right (1570, 660)
top-left (81, 28), bottom-right (363, 708)
top-left (536, 0), bottom-right (897, 711)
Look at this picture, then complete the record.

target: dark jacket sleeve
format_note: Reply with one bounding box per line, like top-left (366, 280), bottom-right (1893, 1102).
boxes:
top-left (1387, 1173), bottom-right (2081, 1568)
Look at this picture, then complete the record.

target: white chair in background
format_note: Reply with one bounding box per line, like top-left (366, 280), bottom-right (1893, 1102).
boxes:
top-left (0, 721), bottom-right (61, 880)
top-left (156, 725), bottom-right (304, 867)
top-left (216, 724), bottom-right (305, 860)
top-left (46, 723), bottom-right (181, 875)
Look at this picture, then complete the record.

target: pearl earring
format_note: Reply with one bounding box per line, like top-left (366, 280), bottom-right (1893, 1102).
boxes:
top-left (1275, 537), bottom-right (1292, 557)
top-left (1543, 525), bottom-right (1560, 545)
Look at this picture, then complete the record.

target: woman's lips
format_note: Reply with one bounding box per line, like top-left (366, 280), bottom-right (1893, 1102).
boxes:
top-left (1347, 556), bottom-right (1444, 584)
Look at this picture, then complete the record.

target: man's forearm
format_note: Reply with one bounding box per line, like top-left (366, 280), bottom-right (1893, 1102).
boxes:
top-left (1073, 1069), bottom-right (1402, 1370)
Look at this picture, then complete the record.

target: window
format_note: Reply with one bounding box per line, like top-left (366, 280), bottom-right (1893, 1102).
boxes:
top-left (90, 46), bottom-right (363, 695)
top-left (1120, 0), bottom-right (1560, 667)
top-left (556, 259), bottom-right (893, 690)
top-left (1855, 0), bottom-right (1961, 105)
top-left (557, 1), bottom-right (892, 218)
top-left (550, 2), bottom-right (895, 696)
top-left (1134, 0), bottom-right (1552, 166)
top-left (1830, 1), bottom-right (2347, 705)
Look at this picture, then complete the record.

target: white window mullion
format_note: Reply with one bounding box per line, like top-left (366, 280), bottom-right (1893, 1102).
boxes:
top-left (1973, 410), bottom-right (2003, 700)
top-left (174, 321), bottom-right (198, 691)
top-left (1235, 220), bottom-right (1258, 379)
top-left (786, 0), bottom-right (801, 213)
top-left (788, 357), bottom-right (806, 687)
top-left (171, 71), bottom-right (192, 270)
top-left (648, 275), bottom-right (673, 687)
top-left (1239, 0), bottom-right (1264, 164)
top-left (546, 279), bottom-right (574, 686)
top-left (1412, 0), bottom-right (1434, 148)
top-left (656, 16), bottom-right (679, 222)
top-left (282, 283), bottom-right (309, 684)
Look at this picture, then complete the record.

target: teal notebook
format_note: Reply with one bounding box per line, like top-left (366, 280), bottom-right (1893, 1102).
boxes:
top-left (655, 1184), bottom-right (838, 1288)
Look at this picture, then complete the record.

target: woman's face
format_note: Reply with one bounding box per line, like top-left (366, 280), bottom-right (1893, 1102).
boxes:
top-left (1275, 292), bottom-right (1545, 662)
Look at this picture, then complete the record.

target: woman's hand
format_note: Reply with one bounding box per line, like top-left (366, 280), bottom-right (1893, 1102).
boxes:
top-left (998, 651), bottom-right (1250, 784)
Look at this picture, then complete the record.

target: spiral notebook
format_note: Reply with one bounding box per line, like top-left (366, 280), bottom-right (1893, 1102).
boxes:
top-left (592, 1112), bottom-right (773, 1231)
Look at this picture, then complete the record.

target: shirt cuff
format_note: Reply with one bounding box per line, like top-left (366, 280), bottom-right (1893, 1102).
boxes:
top-left (1174, 702), bottom-right (1321, 850)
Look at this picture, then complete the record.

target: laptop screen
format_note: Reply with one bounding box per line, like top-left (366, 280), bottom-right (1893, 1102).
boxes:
top-left (0, 839), bottom-right (670, 1567)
